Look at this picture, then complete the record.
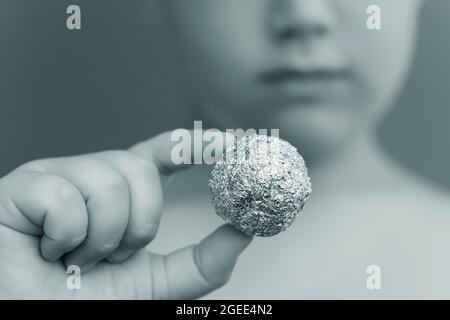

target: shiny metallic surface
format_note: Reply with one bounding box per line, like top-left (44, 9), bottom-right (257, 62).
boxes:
top-left (209, 134), bottom-right (312, 237)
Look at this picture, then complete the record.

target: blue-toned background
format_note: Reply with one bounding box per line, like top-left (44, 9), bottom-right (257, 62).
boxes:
top-left (0, 0), bottom-right (449, 190)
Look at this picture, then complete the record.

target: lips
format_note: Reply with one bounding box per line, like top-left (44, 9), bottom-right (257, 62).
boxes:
top-left (258, 67), bottom-right (355, 102)
top-left (259, 68), bottom-right (352, 83)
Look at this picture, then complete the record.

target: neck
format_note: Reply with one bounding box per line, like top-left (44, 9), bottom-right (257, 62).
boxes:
top-left (308, 131), bottom-right (403, 195)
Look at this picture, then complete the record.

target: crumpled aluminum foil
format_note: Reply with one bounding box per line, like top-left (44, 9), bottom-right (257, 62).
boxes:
top-left (209, 134), bottom-right (311, 237)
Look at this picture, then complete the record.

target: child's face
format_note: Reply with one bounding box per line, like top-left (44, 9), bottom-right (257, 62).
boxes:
top-left (164, 0), bottom-right (423, 161)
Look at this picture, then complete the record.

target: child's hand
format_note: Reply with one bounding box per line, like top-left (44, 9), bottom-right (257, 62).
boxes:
top-left (0, 130), bottom-right (252, 299)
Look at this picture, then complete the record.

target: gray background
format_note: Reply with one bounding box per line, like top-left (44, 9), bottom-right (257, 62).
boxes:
top-left (0, 0), bottom-right (449, 190)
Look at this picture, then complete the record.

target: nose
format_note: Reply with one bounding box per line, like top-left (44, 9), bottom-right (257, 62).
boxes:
top-left (268, 0), bottom-right (336, 43)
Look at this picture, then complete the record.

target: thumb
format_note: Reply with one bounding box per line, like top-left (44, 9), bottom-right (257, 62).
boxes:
top-left (153, 224), bottom-right (252, 300)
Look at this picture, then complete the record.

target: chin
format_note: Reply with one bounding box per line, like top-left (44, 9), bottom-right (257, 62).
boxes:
top-left (265, 106), bottom-right (359, 164)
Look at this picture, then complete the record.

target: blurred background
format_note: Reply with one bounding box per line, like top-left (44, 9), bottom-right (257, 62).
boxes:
top-left (0, 0), bottom-right (449, 190)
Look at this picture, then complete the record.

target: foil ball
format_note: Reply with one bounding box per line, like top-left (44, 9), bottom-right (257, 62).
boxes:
top-left (209, 134), bottom-right (312, 237)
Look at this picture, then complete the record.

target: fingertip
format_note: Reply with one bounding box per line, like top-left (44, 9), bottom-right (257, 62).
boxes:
top-left (107, 249), bottom-right (135, 263)
top-left (40, 246), bottom-right (62, 262)
top-left (195, 224), bottom-right (253, 287)
top-left (207, 224), bottom-right (253, 254)
top-left (64, 256), bottom-right (95, 274)
top-left (40, 234), bottom-right (86, 262)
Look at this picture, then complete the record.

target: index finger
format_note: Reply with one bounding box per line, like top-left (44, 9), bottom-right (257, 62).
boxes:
top-left (129, 129), bottom-right (236, 176)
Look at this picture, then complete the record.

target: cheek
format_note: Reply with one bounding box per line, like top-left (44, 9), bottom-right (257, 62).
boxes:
top-left (182, 40), bottom-right (266, 113)
top-left (341, 1), bottom-right (420, 111)
top-left (172, 1), bottom-right (271, 108)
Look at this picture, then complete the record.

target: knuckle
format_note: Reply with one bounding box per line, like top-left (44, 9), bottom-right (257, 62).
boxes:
top-left (100, 170), bottom-right (128, 193)
top-left (50, 224), bottom-right (87, 245)
top-left (134, 156), bottom-right (159, 177)
top-left (43, 178), bottom-right (88, 242)
top-left (88, 160), bottom-right (128, 194)
top-left (102, 170), bottom-right (128, 193)
top-left (50, 180), bottom-right (82, 205)
top-left (55, 233), bottom-right (86, 247)
top-left (67, 234), bottom-right (87, 247)
top-left (52, 222), bottom-right (87, 245)
top-left (90, 242), bottom-right (120, 255)
top-left (127, 222), bottom-right (158, 246)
